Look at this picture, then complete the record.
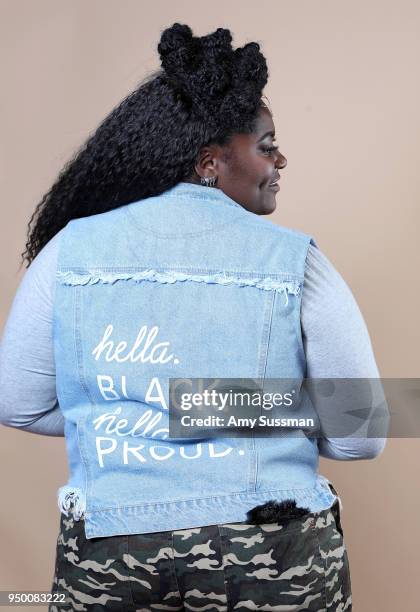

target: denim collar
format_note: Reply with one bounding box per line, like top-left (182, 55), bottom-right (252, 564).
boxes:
top-left (162, 181), bottom-right (244, 210)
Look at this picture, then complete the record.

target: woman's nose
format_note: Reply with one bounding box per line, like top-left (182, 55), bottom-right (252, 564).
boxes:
top-left (276, 152), bottom-right (287, 170)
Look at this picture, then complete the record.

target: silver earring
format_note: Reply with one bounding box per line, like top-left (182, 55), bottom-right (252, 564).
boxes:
top-left (200, 176), bottom-right (217, 187)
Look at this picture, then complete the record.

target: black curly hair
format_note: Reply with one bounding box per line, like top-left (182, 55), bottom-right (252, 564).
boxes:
top-left (21, 23), bottom-right (269, 267)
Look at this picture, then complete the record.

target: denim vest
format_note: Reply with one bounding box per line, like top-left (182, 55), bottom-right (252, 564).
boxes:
top-left (54, 181), bottom-right (337, 538)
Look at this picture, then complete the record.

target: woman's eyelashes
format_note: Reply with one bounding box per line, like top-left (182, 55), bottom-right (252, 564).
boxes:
top-left (261, 142), bottom-right (279, 155)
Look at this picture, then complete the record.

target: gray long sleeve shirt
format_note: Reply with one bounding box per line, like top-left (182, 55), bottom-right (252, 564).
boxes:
top-left (0, 229), bottom-right (387, 460)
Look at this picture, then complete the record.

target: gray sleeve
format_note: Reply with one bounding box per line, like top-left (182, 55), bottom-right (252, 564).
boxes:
top-left (0, 231), bottom-right (65, 436)
top-left (301, 241), bottom-right (388, 460)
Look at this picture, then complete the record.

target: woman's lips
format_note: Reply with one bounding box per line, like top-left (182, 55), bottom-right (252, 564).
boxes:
top-left (268, 182), bottom-right (280, 192)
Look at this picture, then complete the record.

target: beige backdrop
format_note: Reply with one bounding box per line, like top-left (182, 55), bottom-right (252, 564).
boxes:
top-left (1, 1), bottom-right (419, 610)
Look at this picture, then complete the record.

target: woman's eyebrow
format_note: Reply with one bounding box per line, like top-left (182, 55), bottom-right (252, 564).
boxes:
top-left (257, 130), bottom-right (276, 141)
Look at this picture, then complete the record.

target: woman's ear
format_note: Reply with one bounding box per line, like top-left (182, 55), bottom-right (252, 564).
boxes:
top-left (194, 145), bottom-right (220, 177)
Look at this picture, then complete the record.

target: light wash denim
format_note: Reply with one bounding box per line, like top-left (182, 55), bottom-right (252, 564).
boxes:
top-left (53, 181), bottom-right (339, 538)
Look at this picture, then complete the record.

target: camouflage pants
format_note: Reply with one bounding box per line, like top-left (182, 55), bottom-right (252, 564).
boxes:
top-left (49, 495), bottom-right (352, 611)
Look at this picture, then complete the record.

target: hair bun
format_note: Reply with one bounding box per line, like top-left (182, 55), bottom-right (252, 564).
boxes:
top-left (157, 23), bottom-right (268, 124)
top-left (158, 23), bottom-right (199, 75)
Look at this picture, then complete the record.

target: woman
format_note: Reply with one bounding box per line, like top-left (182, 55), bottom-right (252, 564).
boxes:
top-left (0, 23), bottom-right (386, 611)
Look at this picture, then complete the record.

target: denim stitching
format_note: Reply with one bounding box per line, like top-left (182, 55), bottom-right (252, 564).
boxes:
top-left (125, 202), bottom-right (244, 238)
top-left (83, 485), bottom-right (329, 514)
top-left (58, 266), bottom-right (303, 280)
top-left (74, 286), bottom-right (96, 520)
top-left (57, 269), bottom-right (302, 299)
